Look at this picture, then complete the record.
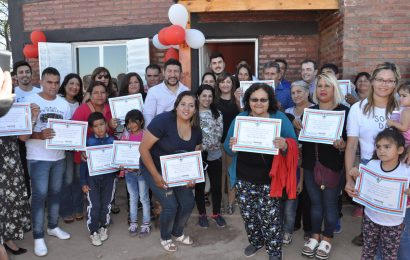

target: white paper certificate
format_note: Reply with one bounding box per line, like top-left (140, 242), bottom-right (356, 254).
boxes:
top-left (109, 94), bottom-right (144, 123)
top-left (338, 80), bottom-right (352, 96)
top-left (160, 151), bottom-right (205, 187)
top-left (46, 119), bottom-right (87, 150)
top-left (0, 103), bottom-right (32, 137)
top-left (86, 144), bottom-right (118, 176)
top-left (353, 164), bottom-right (409, 217)
top-left (232, 116), bottom-right (282, 155)
top-left (111, 141), bottom-right (141, 169)
top-left (239, 80), bottom-right (275, 108)
top-left (298, 108), bottom-right (345, 145)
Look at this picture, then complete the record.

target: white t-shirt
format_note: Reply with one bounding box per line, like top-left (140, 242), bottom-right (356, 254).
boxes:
top-left (364, 159), bottom-right (410, 226)
top-left (24, 93), bottom-right (71, 161)
top-left (347, 99), bottom-right (389, 160)
top-left (14, 86), bottom-right (42, 103)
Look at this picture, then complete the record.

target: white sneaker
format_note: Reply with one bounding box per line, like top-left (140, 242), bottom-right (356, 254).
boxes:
top-left (90, 232), bottom-right (102, 246)
top-left (34, 238), bottom-right (48, 257)
top-left (98, 227), bottom-right (108, 241)
top-left (47, 227), bottom-right (71, 240)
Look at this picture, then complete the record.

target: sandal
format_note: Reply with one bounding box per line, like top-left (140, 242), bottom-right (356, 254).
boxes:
top-left (160, 239), bottom-right (177, 252)
top-left (174, 234), bottom-right (193, 245)
top-left (301, 238), bottom-right (319, 258)
top-left (315, 240), bottom-right (332, 260)
top-left (75, 213), bottom-right (84, 221)
top-left (63, 216), bottom-right (74, 223)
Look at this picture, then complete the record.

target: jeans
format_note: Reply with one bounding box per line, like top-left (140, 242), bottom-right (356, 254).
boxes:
top-left (60, 152), bottom-right (83, 218)
top-left (125, 170), bottom-right (151, 224)
top-left (280, 198), bottom-right (298, 234)
top-left (28, 159), bottom-right (66, 239)
top-left (397, 208), bottom-right (410, 260)
top-left (142, 167), bottom-right (194, 240)
top-left (304, 168), bottom-right (343, 238)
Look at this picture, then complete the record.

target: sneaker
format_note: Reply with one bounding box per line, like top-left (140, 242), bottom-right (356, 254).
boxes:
top-left (282, 232), bottom-right (292, 245)
top-left (198, 214), bottom-right (209, 228)
top-left (99, 227), bottom-right (108, 241)
top-left (34, 238), bottom-right (48, 257)
top-left (334, 219), bottom-right (342, 234)
top-left (139, 223), bottom-right (151, 238)
top-left (90, 232), bottom-right (102, 246)
top-left (244, 244), bottom-right (261, 257)
top-left (227, 204), bottom-right (234, 215)
top-left (352, 205), bottom-right (364, 218)
top-left (211, 214), bottom-right (226, 228)
top-left (128, 223), bottom-right (138, 237)
top-left (47, 227), bottom-right (71, 240)
top-left (351, 233), bottom-right (363, 246)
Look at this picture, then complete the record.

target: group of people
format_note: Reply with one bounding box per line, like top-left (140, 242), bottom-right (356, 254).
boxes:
top-left (0, 52), bottom-right (409, 260)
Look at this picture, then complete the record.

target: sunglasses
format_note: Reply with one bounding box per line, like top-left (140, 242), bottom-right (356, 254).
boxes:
top-left (250, 98), bottom-right (269, 103)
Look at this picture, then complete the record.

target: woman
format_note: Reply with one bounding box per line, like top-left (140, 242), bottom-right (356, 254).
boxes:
top-left (195, 84), bottom-right (225, 228)
top-left (235, 64), bottom-right (253, 82)
top-left (215, 72), bottom-right (240, 215)
top-left (344, 62), bottom-right (400, 249)
top-left (354, 72), bottom-right (372, 101)
top-left (119, 72), bottom-right (146, 100)
top-left (139, 91), bottom-right (202, 252)
top-left (201, 72), bottom-right (216, 88)
top-left (57, 73), bottom-right (84, 223)
top-left (224, 83), bottom-right (296, 260)
top-left (83, 67), bottom-right (116, 101)
top-left (300, 73), bottom-right (349, 260)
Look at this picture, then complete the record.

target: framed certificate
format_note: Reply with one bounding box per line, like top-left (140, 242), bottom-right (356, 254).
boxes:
top-left (239, 80), bottom-right (275, 108)
top-left (353, 164), bottom-right (409, 217)
top-left (86, 144), bottom-right (118, 176)
top-left (232, 116), bottom-right (282, 155)
top-left (0, 102), bottom-right (32, 137)
top-left (46, 119), bottom-right (87, 150)
top-left (109, 94), bottom-right (144, 123)
top-left (111, 141), bottom-right (141, 169)
top-left (298, 108), bottom-right (345, 145)
top-left (338, 80), bottom-right (352, 96)
top-left (160, 151), bottom-right (205, 187)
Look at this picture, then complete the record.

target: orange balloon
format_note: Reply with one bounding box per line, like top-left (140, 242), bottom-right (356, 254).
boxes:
top-left (158, 27), bottom-right (169, 46)
top-left (30, 31), bottom-right (47, 45)
top-left (164, 48), bottom-right (179, 62)
top-left (23, 44), bottom-right (38, 59)
top-left (164, 25), bottom-right (185, 45)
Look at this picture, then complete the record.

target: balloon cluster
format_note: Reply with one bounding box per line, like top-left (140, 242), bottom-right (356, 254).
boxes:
top-left (153, 4), bottom-right (205, 62)
top-left (23, 31), bottom-right (47, 59)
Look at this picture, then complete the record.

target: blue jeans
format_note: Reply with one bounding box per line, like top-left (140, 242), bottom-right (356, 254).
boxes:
top-left (280, 198), bottom-right (298, 234)
top-left (28, 159), bottom-right (66, 239)
top-left (397, 208), bottom-right (410, 259)
top-left (304, 169), bottom-right (343, 238)
top-left (59, 152), bottom-right (83, 218)
top-left (142, 167), bottom-right (194, 240)
top-left (125, 170), bottom-right (151, 224)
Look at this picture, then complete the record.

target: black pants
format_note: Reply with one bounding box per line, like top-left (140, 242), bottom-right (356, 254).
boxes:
top-left (18, 140), bottom-right (31, 198)
top-left (194, 158), bottom-right (222, 215)
top-left (295, 181), bottom-right (312, 232)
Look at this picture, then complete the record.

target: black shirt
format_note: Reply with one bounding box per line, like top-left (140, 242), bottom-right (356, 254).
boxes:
top-left (237, 151), bottom-right (274, 185)
top-left (215, 98), bottom-right (239, 143)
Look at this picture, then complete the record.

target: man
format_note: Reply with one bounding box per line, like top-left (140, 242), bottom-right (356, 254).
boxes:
top-left (209, 52), bottom-right (226, 78)
top-left (12, 61), bottom-right (41, 102)
top-left (143, 59), bottom-right (188, 127)
top-left (144, 64), bottom-right (162, 92)
top-left (301, 59), bottom-right (318, 96)
top-left (21, 67), bottom-right (72, 257)
top-left (274, 59), bottom-right (291, 89)
top-left (320, 63), bottom-right (340, 79)
top-left (262, 61), bottom-right (294, 110)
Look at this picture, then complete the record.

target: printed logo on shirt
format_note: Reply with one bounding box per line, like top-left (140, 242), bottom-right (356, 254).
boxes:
top-left (374, 115), bottom-right (387, 129)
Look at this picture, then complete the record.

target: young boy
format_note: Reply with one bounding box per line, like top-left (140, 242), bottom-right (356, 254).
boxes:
top-left (80, 112), bottom-right (116, 246)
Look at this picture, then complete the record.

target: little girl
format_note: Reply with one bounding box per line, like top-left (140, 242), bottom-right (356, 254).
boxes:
top-left (349, 128), bottom-right (410, 259)
top-left (387, 82), bottom-right (410, 146)
top-left (121, 109), bottom-right (151, 237)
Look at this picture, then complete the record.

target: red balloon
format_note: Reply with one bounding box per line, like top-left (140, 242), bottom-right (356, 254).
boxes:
top-left (164, 25), bottom-right (185, 45)
top-left (30, 30), bottom-right (47, 45)
top-left (164, 48), bottom-right (179, 62)
top-left (23, 44), bottom-right (38, 59)
top-left (158, 27), bottom-right (169, 46)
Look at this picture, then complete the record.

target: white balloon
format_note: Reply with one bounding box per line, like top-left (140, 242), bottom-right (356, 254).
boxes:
top-left (185, 29), bottom-right (205, 49)
top-left (168, 4), bottom-right (189, 28)
top-left (152, 34), bottom-right (169, 50)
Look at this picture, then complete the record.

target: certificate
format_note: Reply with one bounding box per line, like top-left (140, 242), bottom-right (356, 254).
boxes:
top-left (160, 151), bottom-right (205, 187)
top-left (353, 164), bottom-right (409, 217)
top-left (109, 94), bottom-right (144, 123)
top-left (338, 80), bottom-right (352, 96)
top-left (298, 108), bottom-right (345, 145)
top-left (232, 116), bottom-right (282, 155)
top-left (0, 103), bottom-right (32, 137)
top-left (86, 144), bottom-right (118, 176)
top-left (46, 119), bottom-right (87, 150)
top-left (111, 141), bottom-right (141, 169)
top-left (239, 80), bottom-right (275, 108)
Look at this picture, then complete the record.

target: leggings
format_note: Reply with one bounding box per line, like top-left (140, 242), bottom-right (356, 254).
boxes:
top-left (195, 158), bottom-right (222, 215)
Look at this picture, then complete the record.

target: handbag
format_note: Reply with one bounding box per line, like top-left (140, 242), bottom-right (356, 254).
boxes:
top-left (313, 144), bottom-right (340, 190)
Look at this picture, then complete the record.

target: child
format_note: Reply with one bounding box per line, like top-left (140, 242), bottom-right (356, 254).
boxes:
top-left (80, 112), bottom-right (117, 246)
top-left (349, 128), bottom-right (410, 259)
top-left (120, 109), bottom-right (151, 237)
top-left (387, 82), bottom-right (410, 146)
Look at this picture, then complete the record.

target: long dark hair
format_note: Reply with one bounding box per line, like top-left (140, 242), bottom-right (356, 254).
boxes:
top-left (119, 72), bottom-right (146, 97)
top-left (243, 83), bottom-right (278, 113)
top-left (196, 84), bottom-right (221, 120)
top-left (235, 64), bottom-right (253, 81)
top-left (91, 67), bottom-right (116, 98)
top-left (58, 73), bottom-right (84, 104)
top-left (172, 91), bottom-right (200, 129)
top-left (214, 72), bottom-right (237, 104)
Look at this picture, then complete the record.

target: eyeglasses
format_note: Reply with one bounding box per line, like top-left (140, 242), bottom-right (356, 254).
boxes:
top-left (250, 98), bottom-right (269, 103)
top-left (374, 78), bottom-right (396, 86)
top-left (97, 74), bottom-right (109, 79)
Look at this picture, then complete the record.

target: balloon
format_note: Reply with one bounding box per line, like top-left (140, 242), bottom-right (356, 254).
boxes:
top-left (185, 29), bottom-right (205, 49)
top-left (30, 31), bottom-right (46, 45)
top-left (158, 27), bottom-right (169, 45)
top-left (164, 48), bottom-right (179, 62)
top-left (153, 34), bottom-right (169, 50)
top-left (164, 25), bottom-right (185, 45)
top-left (23, 44), bottom-right (38, 58)
top-left (168, 4), bottom-right (189, 28)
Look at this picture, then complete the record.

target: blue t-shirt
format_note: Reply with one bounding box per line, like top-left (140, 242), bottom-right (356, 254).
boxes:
top-left (144, 111), bottom-right (203, 174)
